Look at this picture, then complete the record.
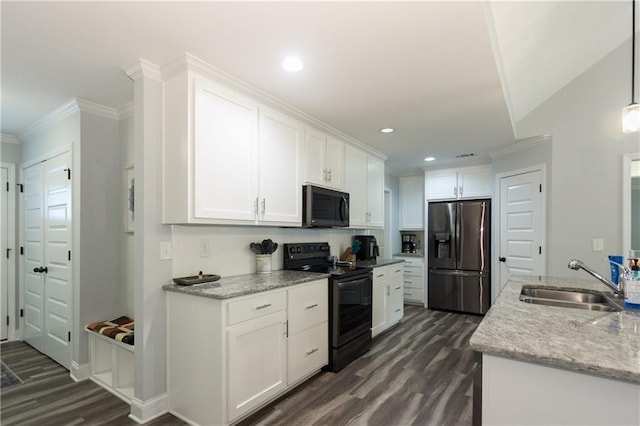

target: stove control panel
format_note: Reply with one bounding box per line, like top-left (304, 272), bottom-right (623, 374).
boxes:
top-left (283, 242), bottom-right (331, 262)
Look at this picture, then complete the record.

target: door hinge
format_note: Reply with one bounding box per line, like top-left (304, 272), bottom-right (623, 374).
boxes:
top-left (539, 184), bottom-right (542, 193)
top-left (17, 183), bottom-right (23, 193)
top-left (539, 246), bottom-right (542, 255)
top-left (20, 309), bottom-right (23, 318)
top-left (20, 247), bottom-right (24, 255)
top-left (284, 321), bottom-right (288, 337)
top-left (6, 316), bottom-right (9, 326)
top-left (68, 251), bottom-right (71, 261)
top-left (5, 182), bottom-right (8, 192)
top-left (6, 248), bottom-right (10, 259)
top-left (64, 168), bottom-right (71, 180)
top-left (68, 332), bottom-right (71, 342)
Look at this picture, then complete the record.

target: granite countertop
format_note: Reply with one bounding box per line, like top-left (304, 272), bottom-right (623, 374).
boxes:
top-left (359, 258), bottom-right (405, 268)
top-left (163, 270), bottom-right (330, 300)
top-left (393, 252), bottom-right (424, 258)
top-left (469, 275), bottom-right (640, 384)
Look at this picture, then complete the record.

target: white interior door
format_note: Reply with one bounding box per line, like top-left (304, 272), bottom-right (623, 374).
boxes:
top-left (499, 170), bottom-right (545, 291)
top-left (22, 151), bottom-right (72, 369)
top-left (23, 162), bottom-right (45, 353)
top-left (1, 167), bottom-right (8, 340)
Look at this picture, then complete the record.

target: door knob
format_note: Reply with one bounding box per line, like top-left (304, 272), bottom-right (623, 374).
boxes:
top-left (499, 257), bottom-right (506, 262)
top-left (33, 266), bottom-right (48, 273)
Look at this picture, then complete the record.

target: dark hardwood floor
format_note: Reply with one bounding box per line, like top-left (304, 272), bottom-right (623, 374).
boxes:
top-left (1, 305), bottom-right (481, 426)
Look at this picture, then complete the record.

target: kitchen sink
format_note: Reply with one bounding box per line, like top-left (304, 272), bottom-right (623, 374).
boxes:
top-left (519, 286), bottom-right (621, 312)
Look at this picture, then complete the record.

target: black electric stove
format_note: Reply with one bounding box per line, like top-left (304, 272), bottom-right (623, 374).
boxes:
top-left (283, 242), bottom-right (373, 372)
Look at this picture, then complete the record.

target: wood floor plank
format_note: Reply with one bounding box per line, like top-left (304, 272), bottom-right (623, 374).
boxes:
top-left (2, 305), bottom-right (481, 426)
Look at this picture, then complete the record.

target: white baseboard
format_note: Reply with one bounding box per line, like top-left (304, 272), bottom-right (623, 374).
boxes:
top-left (70, 361), bottom-right (90, 382)
top-left (129, 393), bottom-right (167, 424)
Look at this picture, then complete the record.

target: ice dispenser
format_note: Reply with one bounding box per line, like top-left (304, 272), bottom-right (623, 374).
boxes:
top-left (434, 233), bottom-right (452, 259)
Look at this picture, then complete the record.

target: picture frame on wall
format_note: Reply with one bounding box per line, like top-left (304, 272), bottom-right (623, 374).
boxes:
top-left (125, 166), bottom-right (134, 233)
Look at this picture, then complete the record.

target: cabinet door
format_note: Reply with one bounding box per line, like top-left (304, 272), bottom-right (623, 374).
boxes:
top-left (400, 175), bottom-right (425, 230)
top-left (425, 170), bottom-right (458, 200)
top-left (258, 106), bottom-right (303, 225)
top-left (344, 146), bottom-right (368, 227)
top-left (325, 136), bottom-right (344, 189)
top-left (458, 165), bottom-right (492, 198)
top-left (387, 282), bottom-right (404, 326)
top-left (304, 126), bottom-right (327, 187)
top-left (227, 310), bottom-right (287, 422)
top-left (371, 268), bottom-right (388, 337)
top-left (367, 156), bottom-right (385, 228)
top-left (287, 322), bottom-right (328, 385)
top-left (194, 78), bottom-right (258, 221)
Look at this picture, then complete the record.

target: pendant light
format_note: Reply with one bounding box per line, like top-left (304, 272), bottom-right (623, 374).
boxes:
top-left (623, 0), bottom-right (640, 133)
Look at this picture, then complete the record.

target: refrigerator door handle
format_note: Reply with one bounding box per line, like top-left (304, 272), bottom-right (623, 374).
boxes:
top-left (429, 269), bottom-right (488, 277)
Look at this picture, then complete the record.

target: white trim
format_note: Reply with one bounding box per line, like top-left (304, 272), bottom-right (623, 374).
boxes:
top-left (623, 153), bottom-right (640, 258)
top-left (128, 394), bottom-right (168, 424)
top-left (21, 144), bottom-right (72, 169)
top-left (19, 99), bottom-right (79, 142)
top-left (17, 166), bottom-right (24, 342)
top-left (489, 135), bottom-right (551, 159)
top-left (123, 58), bottom-right (163, 82)
top-left (1, 134), bottom-right (20, 145)
top-left (76, 98), bottom-right (119, 121)
top-left (493, 163), bottom-right (547, 303)
top-left (160, 52), bottom-right (387, 161)
top-left (70, 361), bottom-right (90, 382)
top-left (1, 163), bottom-right (17, 341)
top-left (118, 102), bottom-right (135, 120)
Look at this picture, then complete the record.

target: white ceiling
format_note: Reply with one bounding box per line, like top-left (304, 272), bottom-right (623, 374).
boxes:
top-left (1, 1), bottom-right (633, 176)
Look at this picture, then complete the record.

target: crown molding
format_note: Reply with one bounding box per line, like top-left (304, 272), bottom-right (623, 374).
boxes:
top-left (18, 98), bottom-right (120, 142)
top-left (488, 135), bottom-right (551, 159)
top-left (123, 58), bottom-right (162, 82)
top-left (160, 52), bottom-right (387, 161)
top-left (1, 134), bottom-right (20, 144)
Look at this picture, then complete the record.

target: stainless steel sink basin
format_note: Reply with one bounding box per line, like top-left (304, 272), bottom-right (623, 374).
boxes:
top-left (519, 286), bottom-right (621, 312)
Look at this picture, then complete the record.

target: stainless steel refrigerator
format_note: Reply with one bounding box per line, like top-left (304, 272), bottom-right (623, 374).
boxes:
top-left (428, 200), bottom-right (491, 314)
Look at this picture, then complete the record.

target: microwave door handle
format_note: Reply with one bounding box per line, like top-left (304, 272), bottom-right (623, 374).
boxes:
top-left (340, 196), bottom-right (348, 223)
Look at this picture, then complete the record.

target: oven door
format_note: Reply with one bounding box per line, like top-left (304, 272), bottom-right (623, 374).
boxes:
top-left (331, 273), bottom-right (372, 348)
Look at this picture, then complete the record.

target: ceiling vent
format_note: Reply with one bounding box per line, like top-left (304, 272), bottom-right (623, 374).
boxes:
top-left (455, 153), bottom-right (476, 158)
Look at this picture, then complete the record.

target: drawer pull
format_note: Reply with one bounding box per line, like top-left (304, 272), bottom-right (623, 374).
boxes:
top-left (305, 303), bottom-right (319, 310)
top-left (395, 308), bottom-right (401, 312)
top-left (395, 286), bottom-right (402, 290)
top-left (306, 348), bottom-right (319, 355)
top-left (404, 292), bottom-right (411, 295)
top-left (394, 269), bottom-right (402, 273)
top-left (255, 303), bottom-right (272, 310)
top-left (376, 274), bottom-right (385, 278)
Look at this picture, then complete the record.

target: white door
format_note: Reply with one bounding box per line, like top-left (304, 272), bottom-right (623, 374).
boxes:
top-left (324, 136), bottom-right (344, 189)
top-left (1, 167), bottom-right (8, 340)
top-left (499, 170), bottom-right (545, 291)
top-left (304, 127), bottom-right (326, 186)
top-left (23, 151), bottom-right (72, 369)
top-left (258, 106), bottom-right (302, 225)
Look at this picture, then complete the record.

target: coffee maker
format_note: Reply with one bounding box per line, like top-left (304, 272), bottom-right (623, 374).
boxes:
top-left (354, 235), bottom-right (379, 261)
top-left (402, 234), bottom-right (417, 253)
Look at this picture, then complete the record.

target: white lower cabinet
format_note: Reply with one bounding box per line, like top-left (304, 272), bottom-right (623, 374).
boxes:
top-left (167, 279), bottom-right (328, 426)
top-left (395, 256), bottom-right (425, 304)
top-left (371, 264), bottom-right (404, 338)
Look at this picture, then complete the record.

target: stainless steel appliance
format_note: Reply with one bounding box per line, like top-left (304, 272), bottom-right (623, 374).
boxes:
top-left (428, 200), bottom-right (491, 314)
top-left (283, 242), bottom-right (372, 372)
top-left (302, 185), bottom-right (349, 227)
top-left (402, 234), bottom-right (417, 253)
top-left (354, 235), bottom-right (379, 262)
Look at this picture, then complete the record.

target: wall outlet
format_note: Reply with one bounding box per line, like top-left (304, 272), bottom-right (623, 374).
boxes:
top-left (200, 240), bottom-right (210, 257)
top-left (592, 238), bottom-right (604, 252)
top-left (160, 242), bottom-right (173, 260)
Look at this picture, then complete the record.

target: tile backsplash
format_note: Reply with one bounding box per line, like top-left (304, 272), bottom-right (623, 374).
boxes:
top-left (171, 225), bottom-right (357, 278)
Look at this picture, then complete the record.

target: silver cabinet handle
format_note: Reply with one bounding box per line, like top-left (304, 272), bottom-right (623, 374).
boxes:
top-left (305, 303), bottom-right (318, 310)
top-left (394, 269), bottom-right (402, 273)
top-left (255, 303), bottom-right (272, 310)
top-left (306, 348), bottom-right (319, 355)
top-left (254, 197), bottom-right (259, 215)
top-left (395, 308), bottom-right (401, 312)
top-left (459, 186), bottom-right (463, 196)
top-left (454, 186), bottom-right (458, 197)
top-left (323, 168), bottom-right (327, 180)
top-left (327, 169), bottom-right (332, 181)
top-left (404, 292), bottom-right (411, 295)
top-left (386, 286), bottom-right (390, 296)
top-left (261, 198), bottom-right (266, 215)
top-left (376, 273), bottom-right (385, 278)
top-left (395, 286), bottom-right (401, 290)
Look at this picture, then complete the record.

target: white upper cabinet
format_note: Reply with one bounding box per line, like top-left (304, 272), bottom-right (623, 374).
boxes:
top-left (164, 72), bottom-right (302, 225)
top-left (304, 126), bottom-right (344, 190)
top-left (344, 146), bottom-right (384, 229)
top-left (399, 175), bottom-right (425, 230)
top-left (425, 165), bottom-right (492, 201)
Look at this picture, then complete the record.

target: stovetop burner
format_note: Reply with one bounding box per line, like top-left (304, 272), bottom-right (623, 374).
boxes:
top-left (282, 242), bottom-right (371, 278)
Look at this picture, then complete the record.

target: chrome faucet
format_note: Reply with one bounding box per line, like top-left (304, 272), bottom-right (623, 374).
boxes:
top-left (568, 259), bottom-right (623, 298)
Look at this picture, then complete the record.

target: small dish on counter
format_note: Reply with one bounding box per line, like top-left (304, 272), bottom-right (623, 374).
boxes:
top-left (173, 272), bottom-right (221, 286)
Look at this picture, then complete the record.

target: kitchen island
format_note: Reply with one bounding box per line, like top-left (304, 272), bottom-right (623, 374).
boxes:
top-left (470, 275), bottom-right (640, 425)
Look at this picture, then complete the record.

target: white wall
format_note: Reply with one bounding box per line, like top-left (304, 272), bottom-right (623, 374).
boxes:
top-left (515, 39), bottom-right (640, 277)
top-left (172, 226), bottom-right (355, 277)
top-left (2, 141), bottom-right (21, 164)
top-left (119, 115), bottom-right (135, 317)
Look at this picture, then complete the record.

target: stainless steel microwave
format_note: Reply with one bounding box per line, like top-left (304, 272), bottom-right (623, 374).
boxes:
top-left (302, 185), bottom-right (349, 227)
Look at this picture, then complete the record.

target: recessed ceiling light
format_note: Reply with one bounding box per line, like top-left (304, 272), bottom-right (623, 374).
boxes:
top-left (424, 157), bottom-right (436, 162)
top-left (282, 56), bottom-right (304, 72)
top-left (380, 128), bottom-right (395, 134)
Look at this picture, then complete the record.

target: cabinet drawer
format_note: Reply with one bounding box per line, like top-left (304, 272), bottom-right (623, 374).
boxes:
top-left (404, 276), bottom-right (424, 288)
top-left (287, 322), bottom-right (328, 385)
top-left (389, 266), bottom-right (404, 279)
top-left (227, 291), bottom-right (286, 325)
top-left (403, 287), bottom-right (424, 302)
top-left (288, 281), bottom-right (328, 334)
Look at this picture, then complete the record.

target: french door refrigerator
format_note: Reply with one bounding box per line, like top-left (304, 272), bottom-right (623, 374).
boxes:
top-left (428, 200), bottom-right (491, 314)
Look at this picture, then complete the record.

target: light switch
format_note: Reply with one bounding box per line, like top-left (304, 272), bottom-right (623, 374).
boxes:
top-left (160, 242), bottom-right (173, 260)
top-left (592, 238), bottom-right (604, 252)
top-left (200, 240), bottom-right (210, 257)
